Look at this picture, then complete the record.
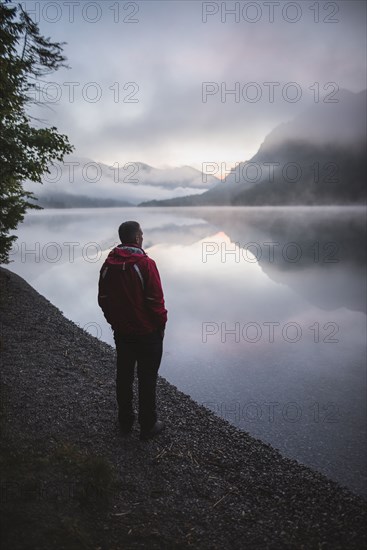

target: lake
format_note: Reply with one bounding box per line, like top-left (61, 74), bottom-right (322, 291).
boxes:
top-left (7, 206), bottom-right (367, 498)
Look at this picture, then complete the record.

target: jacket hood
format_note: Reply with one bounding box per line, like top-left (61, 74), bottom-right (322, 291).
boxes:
top-left (105, 244), bottom-right (147, 266)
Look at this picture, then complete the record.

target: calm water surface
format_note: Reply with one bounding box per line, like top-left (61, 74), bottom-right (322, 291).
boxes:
top-left (8, 206), bottom-right (367, 497)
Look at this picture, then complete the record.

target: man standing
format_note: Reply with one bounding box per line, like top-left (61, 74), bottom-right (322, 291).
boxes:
top-left (98, 221), bottom-right (167, 440)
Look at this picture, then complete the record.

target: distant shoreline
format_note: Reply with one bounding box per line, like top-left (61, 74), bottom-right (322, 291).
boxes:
top-left (27, 202), bottom-right (367, 209)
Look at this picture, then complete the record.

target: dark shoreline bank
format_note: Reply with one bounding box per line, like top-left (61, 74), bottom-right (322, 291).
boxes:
top-left (0, 267), bottom-right (366, 549)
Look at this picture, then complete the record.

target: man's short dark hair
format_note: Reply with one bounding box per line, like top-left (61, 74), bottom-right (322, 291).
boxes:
top-left (118, 221), bottom-right (141, 244)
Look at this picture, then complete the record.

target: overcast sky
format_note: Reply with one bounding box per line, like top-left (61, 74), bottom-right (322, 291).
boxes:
top-left (23, 0), bottom-right (367, 171)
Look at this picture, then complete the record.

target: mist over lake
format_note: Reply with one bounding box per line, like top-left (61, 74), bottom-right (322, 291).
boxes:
top-left (8, 205), bottom-right (366, 497)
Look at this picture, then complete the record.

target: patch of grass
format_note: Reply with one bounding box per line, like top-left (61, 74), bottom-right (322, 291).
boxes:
top-left (43, 516), bottom-right (96, 550)
top-left (51, 441), bottom-right (117, 505)
top-left (0, 419), bottom-right (119, 549)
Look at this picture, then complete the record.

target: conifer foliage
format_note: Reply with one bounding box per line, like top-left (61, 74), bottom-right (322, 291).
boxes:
top-left (0, 0), bottom-right (73, 263)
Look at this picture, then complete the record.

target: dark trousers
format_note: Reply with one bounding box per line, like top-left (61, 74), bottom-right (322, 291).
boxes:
top-left (113, 330), bottom-right (163, 431)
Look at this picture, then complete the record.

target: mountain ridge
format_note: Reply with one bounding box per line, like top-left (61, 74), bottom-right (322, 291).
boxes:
top-left (140, 89), bottom-right (366, 207)
top-left (26, 157), bottom-right (220, 208)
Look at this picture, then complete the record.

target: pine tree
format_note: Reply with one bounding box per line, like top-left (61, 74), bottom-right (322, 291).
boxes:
top-left (0, 0), bottom-right (74, 263)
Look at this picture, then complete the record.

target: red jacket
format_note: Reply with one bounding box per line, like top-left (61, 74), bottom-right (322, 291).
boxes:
top-left (98, 244), bottom-right (167, 335)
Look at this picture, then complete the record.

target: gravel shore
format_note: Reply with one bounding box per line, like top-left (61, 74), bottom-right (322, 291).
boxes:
top-left (0, 266), bottom-right (366, 549)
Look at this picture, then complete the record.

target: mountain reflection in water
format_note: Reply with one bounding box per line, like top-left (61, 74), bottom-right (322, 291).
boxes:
top-left (8, 206), bottom-right (366, 497)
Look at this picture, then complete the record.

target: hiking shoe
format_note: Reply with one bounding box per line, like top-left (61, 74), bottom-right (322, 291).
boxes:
top-left (140, 420), bottom-right (165, 441)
